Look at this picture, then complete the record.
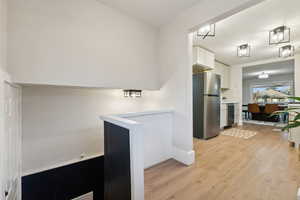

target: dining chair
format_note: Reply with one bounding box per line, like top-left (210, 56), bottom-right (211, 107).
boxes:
top-left (242, 104), bottom-right (249, 120)
top-left (264, 104), bottom-right (279, 114)
top-left (264, 104), bottom-right (279, 122)
top-left (248, 104), bottom-right (260, 120)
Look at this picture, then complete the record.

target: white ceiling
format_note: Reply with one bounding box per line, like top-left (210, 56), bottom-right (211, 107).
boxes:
top-left (194, 0), bottom-right (300, 66)
top-left (242, 60), bottom-right (294, 79)
top-left (97, 0), bottom-right (203, 27)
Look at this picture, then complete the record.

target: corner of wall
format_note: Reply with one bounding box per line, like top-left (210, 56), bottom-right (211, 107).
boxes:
top-left (172, 146), bottom-right (195, 166)
top-left (294, 54), bottom-right (300, 96)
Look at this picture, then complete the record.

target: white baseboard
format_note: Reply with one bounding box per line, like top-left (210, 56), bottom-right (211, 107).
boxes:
top-left (172, 147), bottom-right (195, 166)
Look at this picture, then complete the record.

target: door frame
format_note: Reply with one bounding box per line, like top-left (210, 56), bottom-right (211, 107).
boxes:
top-left (3, 80), bottom-right (22, 200)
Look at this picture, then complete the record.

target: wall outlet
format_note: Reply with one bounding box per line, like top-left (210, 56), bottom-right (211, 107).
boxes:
top-left (80, 154), bottom-right (86, 159)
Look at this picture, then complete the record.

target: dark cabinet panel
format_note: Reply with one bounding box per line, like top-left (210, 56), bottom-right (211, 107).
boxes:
top-left (104, 122), bottom-right (131, 200)
top-left (22, 156), bottom-right (104, 200)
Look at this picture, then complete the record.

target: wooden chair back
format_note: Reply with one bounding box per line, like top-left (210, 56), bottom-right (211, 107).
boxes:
top-left (264, 104), bottom-right (279, 114)
top-left (248, 104), bottom-right (260, 113)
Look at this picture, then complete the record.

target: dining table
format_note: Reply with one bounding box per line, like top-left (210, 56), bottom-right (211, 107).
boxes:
top-left (242, 104), bottom-right (288, 122)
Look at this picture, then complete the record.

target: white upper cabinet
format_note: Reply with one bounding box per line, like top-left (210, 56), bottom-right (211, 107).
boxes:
top-left (193, 47), bottom-right (215, 70)
top-left (213, 61), bottom-right (231, 89)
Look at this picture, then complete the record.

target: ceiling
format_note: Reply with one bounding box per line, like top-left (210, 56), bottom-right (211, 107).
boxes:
top-left (194, 0), bottom-right (300, 66)
top-left (242, 60), bottom-right (294, 79)
top-left (97, 0), bottom-right (203, 27)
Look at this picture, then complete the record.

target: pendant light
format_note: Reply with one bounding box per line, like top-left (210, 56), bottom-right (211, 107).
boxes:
top-left (237, 44), bottom-right (251, 57)
top-left (258, 72), bottom-right (269, 79)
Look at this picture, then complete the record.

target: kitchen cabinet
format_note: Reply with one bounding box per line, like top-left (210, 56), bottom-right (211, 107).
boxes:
top-left (193, 47), bottom-right (215, 70)
top-left (213, 61), bottom-right (231, 89)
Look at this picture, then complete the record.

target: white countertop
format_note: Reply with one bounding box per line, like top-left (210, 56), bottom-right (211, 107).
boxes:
top-left (99, 109), bottom-right (174, 129)
top-left (221, 101), bottom-right (239, 104)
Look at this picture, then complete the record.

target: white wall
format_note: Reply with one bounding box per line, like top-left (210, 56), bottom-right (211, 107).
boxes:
top-left (243, 73), bottom-right (294, 104)
top-left (22, 85), bottom-right (163, 174)
top-left (0, 0), bottom-right (7, 198)
top-left (13, 0), bottom-right (265, 174)
top-left (158, 0), bottom-right (263, 157)
top-left (123, 112), bottom-right (173, 169)
top-left (0, 0), bottom-right (7, 71)
top-left (295, 54), bottom-right (300, 96)
top-left (7, 0), bottom-right (159, 90)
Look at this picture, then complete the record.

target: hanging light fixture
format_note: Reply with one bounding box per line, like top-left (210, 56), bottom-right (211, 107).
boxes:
top-left (123, 90), bottom-right (142, 98)
top-left (237, 44), bottom-right (251, 57)
top-left (258, 72), bottom-right (269, 79)
top-left (269, 26), bottom-right (290, 45)
top-left (196, 24), bottom-right (216, 39)
top-left (279, 45), bottom-right (294, 58)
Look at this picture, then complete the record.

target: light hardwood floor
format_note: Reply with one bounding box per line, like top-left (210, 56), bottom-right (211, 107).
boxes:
top-left (145, 124), bottom-right (300, 200)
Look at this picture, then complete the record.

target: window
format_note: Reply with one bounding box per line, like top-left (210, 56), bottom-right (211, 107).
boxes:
top-left (252, 84), bottom-right (293, 104)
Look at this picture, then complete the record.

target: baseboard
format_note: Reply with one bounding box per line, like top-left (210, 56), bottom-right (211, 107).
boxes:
top-left (172, 147), bottom-right (195, 166)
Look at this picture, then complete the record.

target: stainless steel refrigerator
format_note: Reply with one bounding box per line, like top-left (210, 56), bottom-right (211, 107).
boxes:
top-left (193, 72), bottom-right (221, 139)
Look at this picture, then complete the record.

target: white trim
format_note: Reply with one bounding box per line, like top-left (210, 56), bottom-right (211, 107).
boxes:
top-left (172, 147), bottom-right (195, 166)
top-left (100, 113), bottom-right (144, 200)
top-left (129, 123), bottom-right (144, 200)
top-left (235, 57), bottom-right (294, 68)
top-left (117, 109), bottom-right (173, 118)
top-left (100, 115), bottom-right (139, 129)
top-left (22, 153), bottom-right (104, 177)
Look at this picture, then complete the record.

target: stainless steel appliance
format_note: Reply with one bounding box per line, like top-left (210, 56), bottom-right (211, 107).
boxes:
top-left (227, 103), bottom-right (235, 127)
top-left (193, 72), bottom-right (221, 139)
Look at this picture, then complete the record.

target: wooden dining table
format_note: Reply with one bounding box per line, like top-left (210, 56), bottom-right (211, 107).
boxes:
top-left (242, 104), bottom-right (288, 122)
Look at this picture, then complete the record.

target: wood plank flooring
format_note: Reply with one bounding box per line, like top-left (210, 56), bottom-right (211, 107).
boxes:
top-left (145, 124), bottom-right (300, 200)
